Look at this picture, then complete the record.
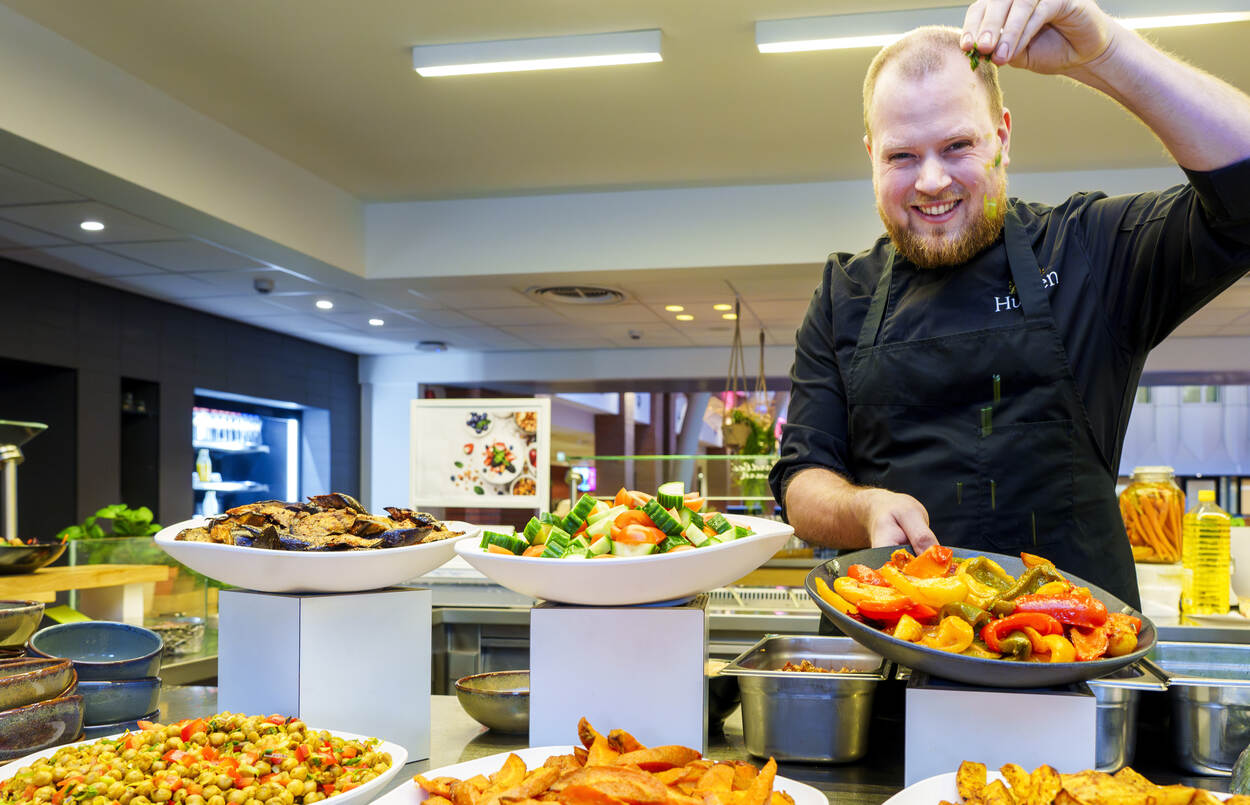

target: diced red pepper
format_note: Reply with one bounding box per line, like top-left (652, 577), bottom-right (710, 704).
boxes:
top-left (295, 745), bottom-right (311, 762)
top-left (980, 612), bottom-right (1063, 653)
top-left (163, 749), bottom-right (193, 765)
top-left (201, 746), bottom-right (219, 762)
top-left (180, 718), bottom-right (207, 742)
top-left (1071, 624), bottom-right (1110, 661)
top-left (847, 564), bottom-right (890, 586)
top-left (137, 720), bottom-right (158, 731)
top-left (266, 715), bottom-right (287, 725)
top-left (1011, 593), bottom-right (1108, 628)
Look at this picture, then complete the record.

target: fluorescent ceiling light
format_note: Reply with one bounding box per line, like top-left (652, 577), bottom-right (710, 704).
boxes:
top-left (413, 29), bottom-right (661, 77)
top-left (756, 1), bottom-right (1249, 53)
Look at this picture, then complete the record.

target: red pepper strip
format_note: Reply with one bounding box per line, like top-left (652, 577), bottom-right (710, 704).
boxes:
top-left (888, 549), bottom-right (914, 570)
top-left (980, 612), bottom-right (1063, 652)
top-left (1011, 593), bottom-right (1108, 628)
top-left (848, 564), bottom-right (890, 586)
top-left (858, 599), bottom-right (938, 625)
top-left (1071, 624), bottom-right (1110, 661)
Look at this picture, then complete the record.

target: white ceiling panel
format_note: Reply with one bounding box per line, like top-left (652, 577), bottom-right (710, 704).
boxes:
top-left (105, 272), bottom-right (220, 298)
top-left (726, 274), bottom-right (824, 300)
top-left (741, 299), bottom-right (811, 321)
top-left (440, 327), bottom-right (535, 350)
top-left (408, 309), bottom-right (479, 327)
top-left (0, 165), bottom-right (85, 206)
top-left (38, 245), bottom-right (166, 277)
top-left (1206, 286), bottom-right (1250, 309)
top-left (182, 268), bottom-right (326, 295)
top-left (415, 288), bottom-right (535, 309)
top-left (602, 327), bottom-right (694, 348)
top-left (0, 218), bottom-right (71, 248)
top-left (549, 303), bottom-right (665, 324)
top-left (255, 314), bottom-right (356, 334)
top-left (399, 289), bottom-right (448, 311)
top-left (104, 240), bottom-right (268, 272)
top-left (0, 201), bottom-right (180, 243)
top-left (262, 292), bottom-right (374, 315)
top-left (460, 306), bottom-right (566, 326)
top-left (192, 296), bottom-right (291, 318)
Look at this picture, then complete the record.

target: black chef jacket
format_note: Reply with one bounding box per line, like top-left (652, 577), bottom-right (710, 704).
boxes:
top-left (771, 157), bottom-right (1250, 562)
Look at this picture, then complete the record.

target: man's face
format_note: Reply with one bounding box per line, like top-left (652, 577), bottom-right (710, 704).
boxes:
top-left (865, 52), bottom-right (1011, 269)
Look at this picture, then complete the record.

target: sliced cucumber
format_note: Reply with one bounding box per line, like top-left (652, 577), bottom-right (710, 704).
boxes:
top-left (642, 500), bottom-right (684, 536)
top-left (656, 481), bottom-right (685, 509)
top-left (586, 516), bottom-right (615, 540)
top-left (522, 518), bottom-right (545, 544)
top-left (679, 507), bottom-right (693, 529)
top-left (658, 534), bottom-right (691, 553)
top-left (586, 536), bottom-right (612, 557)
top-left (733, 525), bottom-right (753, 539)
top-left (683, 523), bottom-right (711, 547)
top-left (480, 531), bottom-right (528, 555)
top-left (539, 512), bottom-right (560, 525)
top-left (687, 509), bottom-right (706, 529)
top-left (563, 493), bottom-right (598, 534)
top-left (540, 528), bottom-right (572, 558)
top-left (563, 536), bottom-right (591, 558)
top-left (704, 512), bottom-right (733, 535)
top-left (610, 541), bottom-right (656, 557)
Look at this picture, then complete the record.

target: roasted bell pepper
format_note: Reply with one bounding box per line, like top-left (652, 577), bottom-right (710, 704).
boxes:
top-left (997, 631), bottom-right (1033, 660)
top-left (814, 577), bottom-right (859, 617)
top-left (848, 563), bottom-right (890, 586)
top-left (960, 556), bottom-right (1014, 591)
top-left (1034, 580), bottom-right (1071, 596)
top-left (1104, 612), bottom-right (1142, 657)
top-left (878, 564), bottom-right (968, 608)
top-left (1011, 593), bottom-right (1108, 628)
top-left (834, 575), bottom-right (910, 607)
top-left (939, 601), bottom-right (992, 632)
top-left (961, 640), bottom-right (1003, 659)
top-left (893, 613), bottom-right (923, 642)
top-left (1038, 634), bottom-right (1076, 662)
top-left (901, 545), bottom-right (954, 578)
top-left (1071, 624), bottom-right (1110, 661)
top-left (999, 565), bottom-right (1066, 601)
top-left (980, 612), bottom-right (1062, 652)
top-left (889, 549), bottom-right (915, 569)
top-left (860, 599), bottom-right (939, 624)
top-left (1020, 552), bottom-right (1057, 569)
top-left (1019, 626), bottom-right (1052, 655)
top-left (920, 615), bottom-right (976, 653)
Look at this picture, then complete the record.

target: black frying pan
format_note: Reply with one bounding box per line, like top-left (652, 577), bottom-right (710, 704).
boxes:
top-left (805, 546), bottom-right (1155, 688)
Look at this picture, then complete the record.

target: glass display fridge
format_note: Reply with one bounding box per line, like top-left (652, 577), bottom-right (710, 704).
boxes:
top-left (191, 396), bottom-right (301, 516)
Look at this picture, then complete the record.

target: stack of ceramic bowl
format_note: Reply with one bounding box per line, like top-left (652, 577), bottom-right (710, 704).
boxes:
top-left (1, 601), bottom-right (85, 761)
top-left (27, 621), bottom-right (164, 739)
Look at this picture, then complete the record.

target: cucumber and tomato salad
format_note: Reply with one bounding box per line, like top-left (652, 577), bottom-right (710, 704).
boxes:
top-left (478, 481), bottom-right (753, 559)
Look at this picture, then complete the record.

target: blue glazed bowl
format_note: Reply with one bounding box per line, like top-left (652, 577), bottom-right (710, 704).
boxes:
top-left (81, 707), bottom-right (160, 740)
top-left (76, 676), bottom-right (162, 726)
top-left (28, 622), bottom-right (164, 681)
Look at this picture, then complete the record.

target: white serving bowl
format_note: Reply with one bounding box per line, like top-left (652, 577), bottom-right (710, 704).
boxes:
top-left (454, 514), bottom-right (793, 606)
top-left (155, 517), bottom-right (479, 593)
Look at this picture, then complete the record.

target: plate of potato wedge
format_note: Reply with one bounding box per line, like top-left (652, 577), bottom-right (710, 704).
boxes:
top-left (375, 718), bottom-right (823, 805)
top-left (883, 760), bottom-right (1241, 805)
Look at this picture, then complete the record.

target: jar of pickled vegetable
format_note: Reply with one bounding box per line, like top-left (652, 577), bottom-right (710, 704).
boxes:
top-left (1119, 466), bottom-right (1185, 563)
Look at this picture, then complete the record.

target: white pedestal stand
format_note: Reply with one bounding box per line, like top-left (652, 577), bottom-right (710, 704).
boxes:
top-left (904, 671), bottom-right (1096, 785)
top-left (217, 587), bottom-right (431, 759)
top-left (529, 595), bottom-right (708, 750)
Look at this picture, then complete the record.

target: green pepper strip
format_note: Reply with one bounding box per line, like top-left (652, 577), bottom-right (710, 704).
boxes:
top-left (939, 601), bottom-right (992, 632)
top-left (997, 631), bottom-right (1033, 661)
top-left (985, 565), bottom-right (1066, 616)
top-left (962, 556), bottom-right (1013, 592)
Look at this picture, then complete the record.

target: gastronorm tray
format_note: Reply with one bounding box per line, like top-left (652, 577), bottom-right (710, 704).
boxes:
top-left (806, 546), bottom-right (1156, 688)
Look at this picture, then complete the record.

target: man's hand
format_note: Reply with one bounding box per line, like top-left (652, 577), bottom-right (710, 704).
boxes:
top-left (858, 488), bottom-right (939, 552)
top-left (961, 0), bottom-right (1115, 75)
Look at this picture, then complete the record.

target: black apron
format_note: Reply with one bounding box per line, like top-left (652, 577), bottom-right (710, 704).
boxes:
top-left (841, 205), bottom-right (1140, 611)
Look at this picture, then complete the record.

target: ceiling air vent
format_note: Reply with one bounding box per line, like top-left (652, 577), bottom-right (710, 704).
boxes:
top-left (528, 285), bottom-right (625, 305)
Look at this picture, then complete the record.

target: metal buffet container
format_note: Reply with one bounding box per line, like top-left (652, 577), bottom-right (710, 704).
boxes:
top-left (1085, 659), bottom-right (1168, 772)
top-left (1150, 641), bottom-right (1250, 775)
top-left (722, 635), bottom-right (890, 763)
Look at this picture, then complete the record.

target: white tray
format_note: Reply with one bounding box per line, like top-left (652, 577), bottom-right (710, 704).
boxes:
top-left (882, 771), bottom-right (1232, 804)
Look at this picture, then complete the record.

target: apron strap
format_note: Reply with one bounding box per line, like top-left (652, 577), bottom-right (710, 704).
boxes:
top-left (854, 248), bottom-right (896, 351)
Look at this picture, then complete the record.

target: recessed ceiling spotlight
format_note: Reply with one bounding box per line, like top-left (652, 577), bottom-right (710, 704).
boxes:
top-left (665, 305), bottom-right (685, 312)
top-left (79, 220), bottom-right (105, 232)
top-left (675, 314), bottom-right (694, 321)
top-left (368, 318), bottom-right (385, 327)
top-left (722, 313), bottom-right (738, 320)
top-left (417, 340), bottom-right (449, 352)
top-left (713, 303), bottom-right (732, 311)
top-left (315, 299), bottom-right (334, 310)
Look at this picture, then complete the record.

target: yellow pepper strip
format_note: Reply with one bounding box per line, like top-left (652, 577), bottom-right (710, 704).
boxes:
top-left (833, 576), bottom-right (907, 606)
top-left (893, 613), bottom-right (923, 643)
top-left (961, 642), bottom-right (1002, 659)
top-left (879, 565), bottom-right (968, 608)
top-left (956, 568), bottom-right (1000, 609)
top-left (1040, 634), bottom-right (1076, 663)
top-left (920, 616), bottom-right (975, 653)
top-left (815, 577), bottom-right (859, 616)
top-left (1034, 581), bottom-right (1071, 596)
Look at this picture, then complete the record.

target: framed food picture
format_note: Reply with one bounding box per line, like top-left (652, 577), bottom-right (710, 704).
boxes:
top-left (410, 398), bottom-right (551, 509)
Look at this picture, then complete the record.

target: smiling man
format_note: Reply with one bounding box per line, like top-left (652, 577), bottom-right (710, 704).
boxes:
top-left (770, 0), bottom-right (1250, 607)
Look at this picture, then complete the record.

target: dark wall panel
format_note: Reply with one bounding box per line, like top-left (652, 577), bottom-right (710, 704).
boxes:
top-left (0, 258), bottom-right (360, 528)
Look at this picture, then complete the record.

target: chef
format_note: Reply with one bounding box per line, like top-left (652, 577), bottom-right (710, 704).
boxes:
top-left (769, 0), bottom-right (1250, 608)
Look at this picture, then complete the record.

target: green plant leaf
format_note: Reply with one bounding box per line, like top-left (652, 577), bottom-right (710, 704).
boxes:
top-left (95, 504), bottom-right (126, 519)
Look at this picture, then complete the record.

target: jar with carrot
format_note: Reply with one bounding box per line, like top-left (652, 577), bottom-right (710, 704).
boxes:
top-left (1119, 466), bottom-right (1185, 563)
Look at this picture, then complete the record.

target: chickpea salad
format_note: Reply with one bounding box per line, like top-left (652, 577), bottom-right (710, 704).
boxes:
top-left (0, 714), bottom-right (392, 805)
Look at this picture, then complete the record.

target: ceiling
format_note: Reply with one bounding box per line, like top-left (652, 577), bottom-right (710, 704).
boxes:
top-left (1, 0), bottom-right (1248, 356)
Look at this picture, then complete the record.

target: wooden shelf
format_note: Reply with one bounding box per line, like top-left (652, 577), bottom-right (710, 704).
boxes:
top-left (2, 564), bottom-right (172, 602)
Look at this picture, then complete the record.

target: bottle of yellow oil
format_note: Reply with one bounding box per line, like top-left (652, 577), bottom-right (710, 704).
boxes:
top-left (1181, 489), bottom-right (1230, 615)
